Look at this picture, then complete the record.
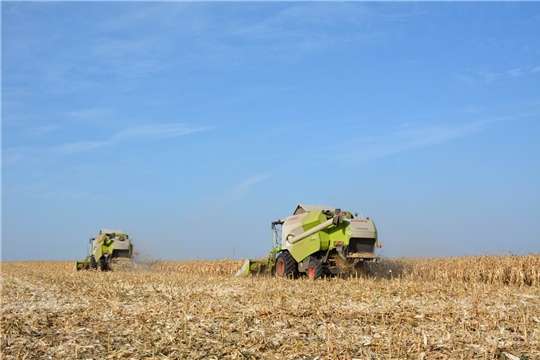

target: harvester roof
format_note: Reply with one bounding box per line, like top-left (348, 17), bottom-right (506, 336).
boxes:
top-left (293, 204), bottom-right (335, 215)
top-left (99, 229), bottom-right (125, 235)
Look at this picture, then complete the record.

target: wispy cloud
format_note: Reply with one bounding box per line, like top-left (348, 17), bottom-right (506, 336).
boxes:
top-left (506, 68), bottom-right (523, 77)
top-left (453, 73), bottom-right (477, 86)
top-left (195, 173), bottom-right (270, 208)
top-left (1, 113), bottom-right (39, 126)
top-left (28, 124), bottom-right (60, 136)
top-left (2, 146), bottom-right (40, 166)
top-left (43, 123), bottom-right (214, 156)
top-left (7, 183), bottom-right (104, 200)
top-left (53, 141), bottom-right (109, 155)
top-left (92, 37), bottom-right (156, 59)
top-left (455, 65), bottom-right (540, 85)
top-left (112, 124), bottom-right (215, 141)
top-left (229, 3), bottom-right (414, 43)
top-left (2, 3), bottom-right (413, 96)
top-left (231, 174), bottom-right (270, 195)
top-left (2, 154), bottom-right (25, 166)
top-left (356, 123), bottom-right (483, 162)
top-left (67, 108), bottom-right (111, 120)
top-left (220, 85), bottom-right (295, 105)
top-left (31, 190), bottom-right (101, 200)
top-left (4, 123), bottom-right (215, 160)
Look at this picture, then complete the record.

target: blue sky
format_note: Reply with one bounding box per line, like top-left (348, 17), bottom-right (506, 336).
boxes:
top-left (2, 2), bottom-right (539, 262)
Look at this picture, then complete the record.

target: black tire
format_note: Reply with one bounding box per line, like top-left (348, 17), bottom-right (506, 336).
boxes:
top-left (276, 252), bottom-right (297, 278)
top-left (98, 256), bottom-right (110, 271)
top-left (89, 256), bottom-right (97, 270)
top-left (307, 257), bottom-right (323, 280)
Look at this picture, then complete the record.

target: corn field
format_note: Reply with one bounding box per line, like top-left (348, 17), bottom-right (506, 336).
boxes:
top-left (1, 254), bottom-right (539, 359)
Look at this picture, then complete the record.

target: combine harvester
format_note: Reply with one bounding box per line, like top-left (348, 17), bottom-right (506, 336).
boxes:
top-left (75, 229), bottom-right (135, 271)
top-left (236, 204), bottom-right (382, 279)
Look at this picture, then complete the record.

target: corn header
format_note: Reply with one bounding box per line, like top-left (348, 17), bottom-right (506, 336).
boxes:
top-left (235, 204), bottom-right (381, 279)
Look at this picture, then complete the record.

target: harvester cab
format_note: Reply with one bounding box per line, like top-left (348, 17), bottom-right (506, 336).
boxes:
top-left (74, 229), bottom-right (134, 271)
top-left (235, 204), bottom-right (381, 279)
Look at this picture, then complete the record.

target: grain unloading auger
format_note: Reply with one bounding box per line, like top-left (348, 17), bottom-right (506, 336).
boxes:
top-left (75, 229), bottom-right (136, 271)
top-left (235, 204), bottom-right (382, 279)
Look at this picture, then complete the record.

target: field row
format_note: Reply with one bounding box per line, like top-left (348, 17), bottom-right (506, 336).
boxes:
top-left (151, 254), bottom-right (540, 286)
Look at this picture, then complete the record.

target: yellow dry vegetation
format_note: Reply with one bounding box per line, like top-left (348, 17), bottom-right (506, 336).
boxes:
top-left (1, 255), bottom-right (539, 359)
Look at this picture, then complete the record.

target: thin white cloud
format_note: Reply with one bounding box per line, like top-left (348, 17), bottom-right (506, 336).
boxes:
top-left (199, 173), bottom-right (271, 207)
top-left (220, 85), bottom-right (295, 105)
top-left (456, 65), bottom-right (538, 85)
top-left (97, 3), bottom-right (195, 32)
top-left (8, 183), bottom-right (103, 199)
top-left (35, 190), bottom-right (100, 200)
top-left (29, 124), bottom-right (60, 136)
top-left (112, 124), bottom-right (215, 140)
top-left (9, 123), bottom-right (215, 157)
top-left (2, 113), bottom-right (39, 126)
top-left (93, 37), bottom-right (156, 58)
top-left (2, 3), bottom-right (411, 95)
top-left (453, 73), bottom-right (477, 86)
top-left (481, 71), bottom-right (504, 84)
top-left (67, 108), bottom-right (111, 120)
top-left (2, 154), bottom-right (24, 166)
top-left (53, 141), bottom-right (109, 155)
top-left (355, 123), bottom-right (484, 162)
top-left (506, 68), bottom-right (523, 77)
top-left (232, 174), bottom-right (270, 195)
top-left (2, 146), bottom-right (42, 166)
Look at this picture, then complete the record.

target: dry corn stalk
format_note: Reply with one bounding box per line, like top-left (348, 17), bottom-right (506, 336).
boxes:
top-left (1, 254), bottom-right (538, 359)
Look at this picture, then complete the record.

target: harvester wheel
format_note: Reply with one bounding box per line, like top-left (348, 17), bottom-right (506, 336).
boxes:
top-left (89, 256), bottom-right (97, 270)
top-left (276, 252), bottom-right (297, 278)
top-left (98, 257), bottom-right (110, 271)
top-left (307, 257), bottom-right (323, 280)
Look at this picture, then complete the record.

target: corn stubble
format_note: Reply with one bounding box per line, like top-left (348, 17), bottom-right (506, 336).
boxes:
top-left (1, 255), bottom-right (539, 359)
